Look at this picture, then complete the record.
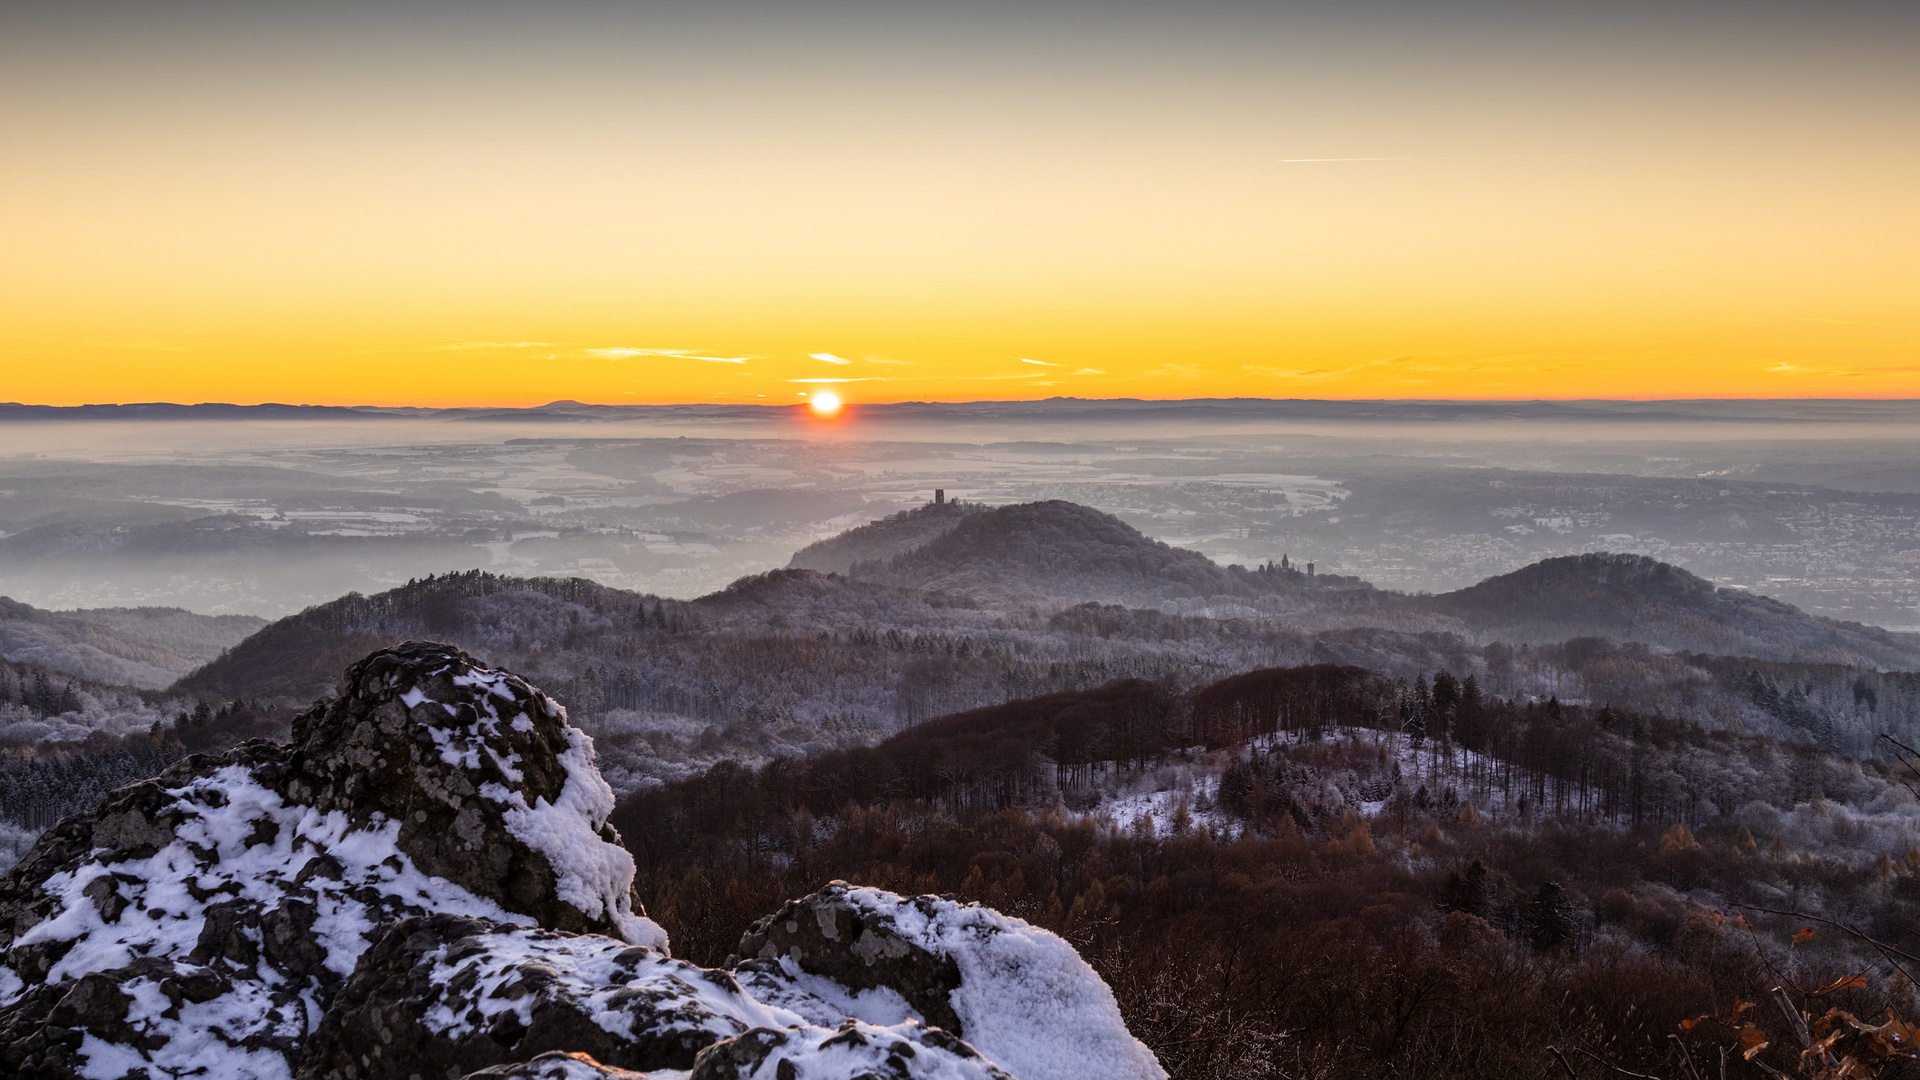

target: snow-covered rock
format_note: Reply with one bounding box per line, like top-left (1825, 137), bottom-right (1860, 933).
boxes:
top-left (299, 914), bottom-right (799, 1080)
top-left (732, 882), bottom-right (1167, 1080)
top-left (0, 642), bottom-right (664, 1080)
top-left (688, 1018), bottom-right (1018, 1080)
top-left (0, 643), bottom-right (1164, 1080)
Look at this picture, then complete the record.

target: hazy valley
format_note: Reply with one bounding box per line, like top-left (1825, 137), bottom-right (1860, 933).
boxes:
top-left (6, 403), bottom-right (1920, 1080)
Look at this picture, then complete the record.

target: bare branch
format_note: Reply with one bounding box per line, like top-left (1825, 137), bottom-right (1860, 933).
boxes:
top-left (1734, 902), bottom-right (1920, 989)
top-left (1573, 1044), bottom-right (1669, 1080)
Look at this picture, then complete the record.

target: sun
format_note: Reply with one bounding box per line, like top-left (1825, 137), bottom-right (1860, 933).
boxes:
top-left (809, 390), bottom-right (842, 417)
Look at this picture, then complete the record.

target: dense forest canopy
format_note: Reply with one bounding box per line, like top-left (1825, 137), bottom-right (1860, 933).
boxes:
top-left (616, 664), bottom-right (1920, 1080)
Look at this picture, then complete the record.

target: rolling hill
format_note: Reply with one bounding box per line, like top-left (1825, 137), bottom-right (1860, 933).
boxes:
top-left (1420, 552), bottom-right (1920, 669)
top-left (0, 597), bottom-right (265, 689)
top-left (795, 499), bottom-right (1371, 610)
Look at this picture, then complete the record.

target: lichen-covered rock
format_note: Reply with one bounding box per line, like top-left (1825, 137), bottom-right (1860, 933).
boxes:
top-left (732, 883), bottom-right (1165, 1080)
top-left (734, 887), bottom-right (964, 1035)
top-left (283, 642), bottom-right (658, 944)
top-left (689, 1018), bottom-right (1017, 1080)
top-left (301, 914), bottom-right (797, 1080)
top-left (0, 641), bottom-right (664, 1080)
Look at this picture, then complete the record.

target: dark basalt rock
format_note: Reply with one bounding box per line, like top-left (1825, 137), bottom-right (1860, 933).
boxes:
top-left (283, 642), bottom-right (635, 936)
top-left (301, 914), bottom-right (772, 1080)
top-left (0, 641), bottom-right (659, 1080)
top-left (733, 882), bottom-right (964, 1036)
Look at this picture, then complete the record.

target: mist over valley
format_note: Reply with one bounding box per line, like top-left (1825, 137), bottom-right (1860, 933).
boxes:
top-left (7, 400), bottom-right (1920, 1080)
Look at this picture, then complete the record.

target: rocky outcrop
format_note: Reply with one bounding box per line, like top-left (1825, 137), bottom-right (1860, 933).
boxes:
top-left (735, 887), bottom-right (965, 1034)
top-left (300, 914), bottom-right (792, 1080)
top-left (732, 882), bottom-right (1165, 1080)
top-left (0, 641), bottom-right (662, 1080)
top-left (0, 644), bottom-right (1164, 1080)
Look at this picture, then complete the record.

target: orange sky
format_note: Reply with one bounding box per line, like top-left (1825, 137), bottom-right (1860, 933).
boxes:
top-left (3, 2), bottom-right (1916, 406)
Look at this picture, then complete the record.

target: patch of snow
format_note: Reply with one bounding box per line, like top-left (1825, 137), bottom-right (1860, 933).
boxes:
top-left (484, 723), bottom-right (669, 951)
top-left (7, 765), bottom-right (527, 1074)
top-left (735, 955), bottom-right (922, 1029)
top-left (831, 887), bottom-right (1166, 1080)
top-left (419, 928), bottom-right (800, 1045)
top-left (728, 1018), bottom-right (1018, 1080)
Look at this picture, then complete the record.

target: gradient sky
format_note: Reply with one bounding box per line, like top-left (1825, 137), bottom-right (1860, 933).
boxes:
top-left (3, 0), bottom-right (1917, 406)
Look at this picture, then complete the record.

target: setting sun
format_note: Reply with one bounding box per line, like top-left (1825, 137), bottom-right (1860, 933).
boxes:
top-left (809, 391), bottom-right (843, 418)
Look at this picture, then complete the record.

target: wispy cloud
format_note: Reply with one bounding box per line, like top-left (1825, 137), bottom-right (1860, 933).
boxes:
top-left (811, 353), bottom-right (853, 365)
top-left (588, 347), bottom-right (750, 363)
top-left (1020, 358), bottom-right (1060, 367)
top-left (1070, 368), bottom-right (1106, 376)
top-left (788, 377), bottom-right (873, 384)
top-left (435, 339), bottom-right (555, 351)
top-left (1140, 364), bottom-right (1206, 380)
top-left (1279, 155), bottom-right (1537, 163)
top-left (864, 357), bottom-right (914, 365)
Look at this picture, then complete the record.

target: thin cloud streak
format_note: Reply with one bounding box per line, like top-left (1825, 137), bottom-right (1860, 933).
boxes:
top-left (587, 348), bottom-right (750, 363)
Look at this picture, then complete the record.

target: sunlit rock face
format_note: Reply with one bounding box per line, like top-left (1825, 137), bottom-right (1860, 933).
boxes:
top-left (0, 641), bottom-right (662, 1080)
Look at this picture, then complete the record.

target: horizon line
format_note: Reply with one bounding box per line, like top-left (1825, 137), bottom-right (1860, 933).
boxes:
top-left (5, 395), bottom-right (1920, 412)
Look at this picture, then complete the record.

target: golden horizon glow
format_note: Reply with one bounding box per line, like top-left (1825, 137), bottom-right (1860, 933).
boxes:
top-left (2, 4), bottom-right (1915, 407)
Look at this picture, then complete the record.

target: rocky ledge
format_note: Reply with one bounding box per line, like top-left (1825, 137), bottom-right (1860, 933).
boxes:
top-left (0, 642), bottom-right (1163, 1080)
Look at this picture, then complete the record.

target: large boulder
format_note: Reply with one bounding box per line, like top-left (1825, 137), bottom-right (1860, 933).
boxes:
top-left (732, 882), bottom-right (1166, 1080)
top-left (0, 641), bottom-right (664, 1080)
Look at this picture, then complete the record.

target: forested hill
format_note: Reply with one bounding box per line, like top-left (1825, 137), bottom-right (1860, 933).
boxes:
top-left (1421, 553), bottom-right (1920, 669)
top-left (169, 508), bottom-right (1920, 780)
top-left (0, 596), bottom-right (265, 689)
top-left (786, 499), bottom-right (987, 574)
top-left (804, 499), bottom-right (1372, 609)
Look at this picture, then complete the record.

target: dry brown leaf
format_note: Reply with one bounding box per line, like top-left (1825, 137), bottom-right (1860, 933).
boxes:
top-left (1680, 1015), bottom-right (1709, 1031)
top-left (1845, 1011), bottom-right (1920, 1060)
top-left (1815, 974), bottom-right (1871, 996)
top-left (1740, 1023), bottom-right (1771, 1061)
top-left (1731, 1000), bottom-right (1756, 1023)
top-left (1795, 926), bottom-right (1818, 944)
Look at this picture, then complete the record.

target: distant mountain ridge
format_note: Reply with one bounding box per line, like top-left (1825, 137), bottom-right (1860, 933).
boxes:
top-left (9, 397), bottom-right (1920, 425)
top-left (169, 501), bottom-right (1920, 782)
top-left (793, 501), bottom-right (1920, 668)
top-left (1419, 552), bottom-right (1920, 669)
top-left (0, 597), bottom-right (266, 689)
